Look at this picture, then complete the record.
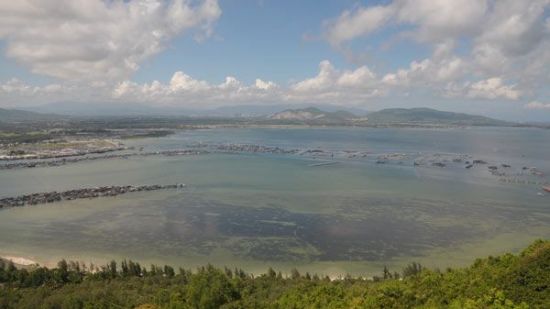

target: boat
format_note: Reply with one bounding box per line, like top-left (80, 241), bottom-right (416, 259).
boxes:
top-left (543, 186), bottom-right (550, 193)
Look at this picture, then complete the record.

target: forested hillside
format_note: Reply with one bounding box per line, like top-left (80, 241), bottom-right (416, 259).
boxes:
top-left (366, 108), bottom-right (513, 126)
top-left (0, 240), bottom-right (548, 308)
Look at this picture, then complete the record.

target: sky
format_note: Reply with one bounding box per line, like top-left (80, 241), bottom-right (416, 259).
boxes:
top-left (0, 0), bottom-right (549, 121)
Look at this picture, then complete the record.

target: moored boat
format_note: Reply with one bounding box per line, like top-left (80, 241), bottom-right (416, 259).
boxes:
top-left (543, 185), bottom-right (550, 193)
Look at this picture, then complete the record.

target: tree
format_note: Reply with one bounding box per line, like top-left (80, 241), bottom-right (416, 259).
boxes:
top-left (224, 267), bottom-right (233, 278)
top-left (393, 272), bottom-right (400, 280)
top-left (121, 260), bottom-right (129, 277)
top-left (128, 260), bottom-right (141, 277)
top-left (0, 240), bottom-right (546, 308)
top-left (164, 265), bottom-right (175, 278)
top-left (402, 262), bottom-right (422, 278)
top-left (109, 260), bottom-right (118, 278)
top-left (267, 267), bottom-right (276, 278)
top-left (383, 265), bottom-right (392, 279)
top-left (56, 259), bottom-right (69, 283)
top-left (290, 268), bottom-right (301, 280)
top-left (29, 267), bottom-right (48, 287)
top-left (186, 266), bottom-right (239, 309)
top-left (7, 261), bottom-right (16, 273)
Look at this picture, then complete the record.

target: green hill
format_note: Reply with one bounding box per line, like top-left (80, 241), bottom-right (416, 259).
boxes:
top-left (266, 107), bottom-right (512, 127)
top-left (0, 240), bottom-right (548, 308)
top-left (0, 108), bottom-right (61, 123)
top-left (367, 108), bottom-right (513, 126)
top-left (268, 107), bottom-right (363, 124)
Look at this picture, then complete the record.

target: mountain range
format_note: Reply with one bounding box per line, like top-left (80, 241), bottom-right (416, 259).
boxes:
top-left (0, 105), bottom-right (518, 127)
top-left (365, 108), bottom-right (513, 126)
top-left (267, 107), bottom-right (512, 126)
top-left (0, 108), bottom-right (61, 123)
top-left (269, 107), bottom-right (362, 123)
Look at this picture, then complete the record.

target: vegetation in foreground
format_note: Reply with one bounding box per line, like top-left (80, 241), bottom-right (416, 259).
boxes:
top-left (0, 240), bottom-right (548, 308)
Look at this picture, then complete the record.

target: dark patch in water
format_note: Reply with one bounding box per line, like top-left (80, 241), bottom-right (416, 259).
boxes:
top-left (34, 195), bottom-right (537, 262)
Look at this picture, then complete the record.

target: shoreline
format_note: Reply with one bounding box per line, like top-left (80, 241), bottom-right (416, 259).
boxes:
top-left (1, 234), bottom-right (545, 278)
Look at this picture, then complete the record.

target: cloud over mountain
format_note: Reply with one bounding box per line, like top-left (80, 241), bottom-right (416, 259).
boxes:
top-left (0, 0), bottom-right (548, 120)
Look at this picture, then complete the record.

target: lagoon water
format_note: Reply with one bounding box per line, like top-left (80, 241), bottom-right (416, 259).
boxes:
top-left (0, 127), bottom-right (549, 276)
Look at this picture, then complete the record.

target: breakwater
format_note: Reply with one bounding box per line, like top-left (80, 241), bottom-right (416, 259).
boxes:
top-left (212, 143), bottom-right (300, 155)
top-left (2, 142), bottom-right (548, 193)
top-left (0, 150), bottom-right (206, 170)
top-left (0, 147), bottom-right (129, 161)
top-left (0, 184), bottom-right (185, 208)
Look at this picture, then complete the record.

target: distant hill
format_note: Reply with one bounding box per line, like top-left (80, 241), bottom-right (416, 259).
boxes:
top-left (366, 108), bottom-right (513, 126)
top-left (212, 104), bottom-right (367, 117)
top-left (0, 105), bottom-right (517, 127)
top-left (269, 107), bottom-right (364, 124)
top-left (31, 102), bottom-right (368, 118)
top-left (30, 102), bottom-right (181, 116)
top-left (0, 108), bottom-right (61, 123)
top-left (265, 107), bottom-right (514, 127)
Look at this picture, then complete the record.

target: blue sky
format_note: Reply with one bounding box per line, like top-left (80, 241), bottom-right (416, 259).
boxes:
top-left (133, 0), bottom-right (372, 84)
top-left (0, 0), bottom-right (549, 121)
top-left (131, 0), bottom-right (428, 85)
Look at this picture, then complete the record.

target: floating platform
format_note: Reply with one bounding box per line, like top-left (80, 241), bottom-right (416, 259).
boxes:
top-left (308, 161), bottom-right (339, 167)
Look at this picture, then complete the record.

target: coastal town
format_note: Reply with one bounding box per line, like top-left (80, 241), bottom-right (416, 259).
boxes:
top-left (0, 139), bottom-right (128, 160)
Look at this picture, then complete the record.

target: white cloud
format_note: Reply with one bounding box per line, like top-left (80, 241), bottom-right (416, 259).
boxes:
top-left (442, 77), bottom-right (521, 100)
top-left (324, 5), bottom-right (395, 46)
top-left (219, 76), bottom-right (242, 90)
top-left (110, 71), bottom-right (280, 107)
top-left (255, 79), bottom-right (277, 90)
top-left (0, 78), bottom-right (69, 97)
top-left (323, 0), bottom-right (549, 102)
top-left (1, 59), bottom-right (523, 110)
top-left (2, 0), bottom-right (547, 110)
top-left (337, 66), bottom-right (376, 87)
top-left (394, 0), bottom-right (488, 41)
top-left (0, 79), bottom-right (34, 94)
top-left (382, 43), bottom-right (467, 89)
top-left (472, 0), bottom-right (550, 81)
top-left (292, 60), bottom-right (378, 92)
top-left (288, 60), bottom-right (382, 104)
top-left (466, 77), bottom-right (521, 100)
top-left (292, 60), bottom-right (336, 92)
top-left (0, 78), bottom-right (96, 107)
top-left (524, 101), bottom-right (550, 109)
top-left (170, 71), bottom-right (209, 92)
top-left (1, 61), bottom-right (384, 108)
top-left (324, 0), bottom-right (488, 46)
top-left (0, 0), bottom-right (221, 81)
top-left (476, 0), bottom-right (548, 58)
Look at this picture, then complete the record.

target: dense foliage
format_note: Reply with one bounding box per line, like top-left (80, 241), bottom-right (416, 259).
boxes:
top-left (0, 240), bottom-right (548, 308)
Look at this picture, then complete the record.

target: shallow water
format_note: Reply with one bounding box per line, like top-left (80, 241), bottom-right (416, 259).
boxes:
top-left (0, 127), bottom-right (549, 276)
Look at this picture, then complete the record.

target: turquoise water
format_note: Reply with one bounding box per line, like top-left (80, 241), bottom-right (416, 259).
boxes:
top-left (0, 127), bottom-right (549, 276)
